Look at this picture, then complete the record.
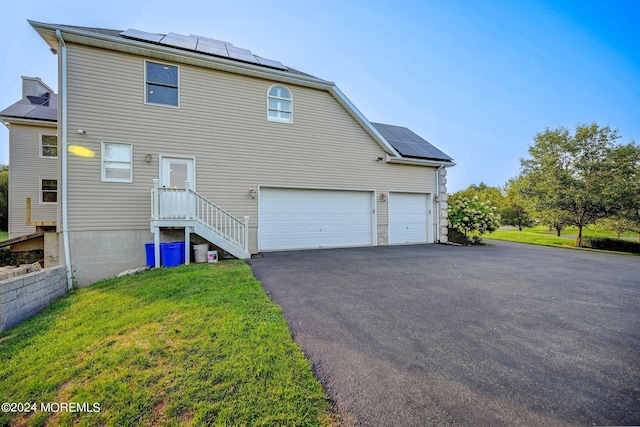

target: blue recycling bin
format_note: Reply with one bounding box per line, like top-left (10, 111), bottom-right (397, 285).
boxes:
top-left (145, 243), bottom-right (156, 267)
top-left (160, 242), bottom-right (182, 267)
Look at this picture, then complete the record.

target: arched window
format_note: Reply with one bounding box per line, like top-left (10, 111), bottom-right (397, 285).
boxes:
top-left (267, 85), bottom-right (292, 123)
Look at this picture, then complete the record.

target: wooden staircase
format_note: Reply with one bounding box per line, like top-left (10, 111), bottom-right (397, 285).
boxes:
top-left (150, 179), bottom-right (250, 265)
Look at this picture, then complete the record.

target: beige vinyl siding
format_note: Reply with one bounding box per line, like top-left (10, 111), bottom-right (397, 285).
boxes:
top-left (8, 123), bottom-right (58, 238)
top-left (64, 44), bottom-right (437, 237)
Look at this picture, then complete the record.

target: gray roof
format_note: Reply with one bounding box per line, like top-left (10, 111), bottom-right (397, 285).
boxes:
top-left (0, 92), bottom-right (57, 122)
top-left (371, 123), bottom-right (453, 162)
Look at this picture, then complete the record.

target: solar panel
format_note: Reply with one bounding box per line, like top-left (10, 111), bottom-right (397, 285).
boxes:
top-left (194, 36), bottom-right (230, 57)
top-left (191, 35), bottom-right (233, 47)
top-left (119, 29), bottom-right (289, 71)
top-left (160, 32), bottom-right (198, 50)
top-left (371, 122), bottom-right (453, 161)
top-left (227, 46), bottom-right (259, 64)
top-left (120, 29), bottom-right (164, 43)
top-left (255, 56), bottom-right (287, 70)
top-left (195, 43), bottom-right (229, 57)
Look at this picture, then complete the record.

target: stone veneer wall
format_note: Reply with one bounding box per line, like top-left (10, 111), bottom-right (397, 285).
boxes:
top-left (0, 265), bottom-right (68, 332)
top-left (438, 167), bottom-right (449, 243)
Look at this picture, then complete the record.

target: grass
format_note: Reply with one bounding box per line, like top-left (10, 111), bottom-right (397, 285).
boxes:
top-left (0, 262), bottom-right (335, 426)
top-left (484, 225), bottom-right (639, 251)
top-left (0, 231), bottom-right (7, 241)
top-left (484, 227), bottom-right (578, 248)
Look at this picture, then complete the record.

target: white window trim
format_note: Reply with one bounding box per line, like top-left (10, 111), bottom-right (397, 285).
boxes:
top-left (267, 84), bottom-right (293, 124)
top-left (144, 60), bottom-right (180, 108)
top-left (39, 133), bottom-right (58, 159)
top-left (40, 178), bottom-right (58, 204)
top-left (101, 141), bottom-right (133, 183)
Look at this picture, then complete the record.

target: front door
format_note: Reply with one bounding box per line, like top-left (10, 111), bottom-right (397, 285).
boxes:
top-left (160, 156), bottom-right (195, 218)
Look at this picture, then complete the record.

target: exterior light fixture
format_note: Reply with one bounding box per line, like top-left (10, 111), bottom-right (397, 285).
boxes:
top-left (377, 157), bottom-right (384, 161)
top-left (76, 129), bottom-right (86, 134)
top-left (379, 193), bottom-right (386, 202)
top-left (249, 188), bottom-right (257, 199)
top-left (145, 153), bottom-right (152, 163)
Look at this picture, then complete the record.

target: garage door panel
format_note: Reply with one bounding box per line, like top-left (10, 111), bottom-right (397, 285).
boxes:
top-left (260, 188), bottom-right (373, 251)
top-left (389, 192), bottom-right (430, 244)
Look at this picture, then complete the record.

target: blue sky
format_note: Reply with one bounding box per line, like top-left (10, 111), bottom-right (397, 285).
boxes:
top-left (1, 0), bottom-right (638, 192)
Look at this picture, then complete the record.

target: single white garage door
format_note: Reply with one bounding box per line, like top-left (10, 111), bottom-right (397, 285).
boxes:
top-left (259, 187), bottom-right (374, 251)
top-left (389, 192), bottom-right (431, 244)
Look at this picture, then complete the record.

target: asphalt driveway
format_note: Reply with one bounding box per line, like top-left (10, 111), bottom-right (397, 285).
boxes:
top-left (249, 241), bottom-right (640, 426)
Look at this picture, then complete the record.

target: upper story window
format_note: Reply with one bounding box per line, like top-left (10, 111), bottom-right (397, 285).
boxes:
top-left (102, 142), bottom-right (133, 183)
top-left (40, 134), bottom-right (58, 158)
top-left (145, 61), bottom-right (179, 107)
top-left (267, 85), bottom-right (292, 123)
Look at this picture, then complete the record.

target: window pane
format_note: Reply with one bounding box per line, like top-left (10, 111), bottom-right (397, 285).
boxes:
top-left (269, 86), bottom-right (290, 99)
top-left (104, 143), bottom-right (131, 162)
top-left (147, 84), bottom-right (178, 106)
top-left (146, 62), bottom-right (178, 86)
top-left (42, 179), bottom-right (57, 191)
top-left (169, 163), bottom-right (188, 188)
top-left (269, 99), bottom-right (291, 112)
top-left (42, 135), bottom-right (58, 145)
top-left (105, 162), bottom-right (132, 180)
top-left (43, 191), bottom-right (57, 203)
top-left (42, 145), bottom-right (58, 157)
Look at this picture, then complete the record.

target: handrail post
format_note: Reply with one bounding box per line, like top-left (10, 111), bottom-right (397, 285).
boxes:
top-left (152, 179), bottom-right (159, 220)
top-left (185, 180), bottom-right (191, 220)
top-left (243, 216), bottom-right (249, 252)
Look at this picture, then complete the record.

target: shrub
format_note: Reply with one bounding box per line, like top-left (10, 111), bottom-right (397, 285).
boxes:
top-left (582, 237), bottom-right (640, 254)
top-left (447, 196), bottom-right (501, 245)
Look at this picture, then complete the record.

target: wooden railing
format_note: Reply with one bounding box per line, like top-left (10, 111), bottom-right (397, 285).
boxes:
top-left (151, 179), bottom-right (249, 254)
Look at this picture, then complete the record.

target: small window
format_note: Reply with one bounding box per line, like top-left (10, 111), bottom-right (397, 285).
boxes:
top-left (145, 61), bottom-right (179, 107)
top-left (267, 85), bottom-right (292, 123)
top-left (41, 134), bottom-right (58, 158)
top-left (41, 179), bottom-right (58, 204)
top-left (102, 142), bottom-right (132, 183)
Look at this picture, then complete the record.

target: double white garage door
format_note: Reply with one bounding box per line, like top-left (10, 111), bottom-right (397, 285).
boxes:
top-left (259, 188), bottom-right (432, 251)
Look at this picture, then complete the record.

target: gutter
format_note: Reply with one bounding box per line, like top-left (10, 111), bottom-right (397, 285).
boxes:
top-left (0, 117), bottom-right (56, 127)
top-left (56, 29), bottom-right (73, 290)
top-left (385, 154), bottom-right (455, 168)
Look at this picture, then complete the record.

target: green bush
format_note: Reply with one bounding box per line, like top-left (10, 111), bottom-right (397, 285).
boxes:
top-left (582, 237), bottom-right (640, 254)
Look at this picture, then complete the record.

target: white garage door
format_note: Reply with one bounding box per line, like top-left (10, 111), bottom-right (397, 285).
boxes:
top-left (389, 192), bottom-right (431, 244)
top-left (260, 187), bottom-right (374, 251)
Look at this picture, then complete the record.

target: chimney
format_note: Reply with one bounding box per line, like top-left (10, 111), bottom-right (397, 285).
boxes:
top-left (21, 76), bottom-right (54, 98)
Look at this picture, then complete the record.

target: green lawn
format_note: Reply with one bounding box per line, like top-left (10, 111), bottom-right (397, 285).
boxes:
top-left (0, 231), bottom-right (8, 241)
top-left (0, 262), bottom-right (335, 426)
top-left (485, 225), bottom-right (639, 250)
top-left (484, 227), bottom-right (578, 248)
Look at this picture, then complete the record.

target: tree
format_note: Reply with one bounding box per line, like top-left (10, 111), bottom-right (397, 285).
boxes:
top-left (448, 195), bottom-right (501, 244)
top-left (448, 182), bottom-right (504, 210)
top-left (0, 165), bottom-right (7, 232)
top-left (535, 208), bottom-right (572, 237)
top-left (606, 142), bottom-right (640, 240)
top-left (501, 177), bottom-right (534, 231)
top-left (520, 123), bottom-right (628, 246)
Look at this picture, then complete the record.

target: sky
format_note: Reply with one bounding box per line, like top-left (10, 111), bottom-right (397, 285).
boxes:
top-left (1, 0), bottom-right (638, 192)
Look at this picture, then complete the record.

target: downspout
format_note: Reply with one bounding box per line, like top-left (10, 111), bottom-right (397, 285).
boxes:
top-left (56, 29), bottom-right (73, 290)
top-left (435, 164), bottom-right (444, 243)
